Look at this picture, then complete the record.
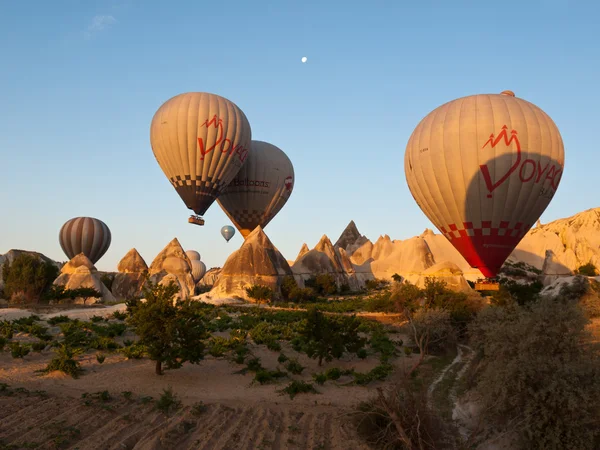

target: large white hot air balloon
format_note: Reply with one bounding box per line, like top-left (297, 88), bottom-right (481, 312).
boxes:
top-left (217, 140), bottom-right (294, 238)
top-left (404, 90), bottom-right (564, 279)
top-left (150, 92), bottom-right (252, 225)
top-left (59, 217), bottom-right (111, 264)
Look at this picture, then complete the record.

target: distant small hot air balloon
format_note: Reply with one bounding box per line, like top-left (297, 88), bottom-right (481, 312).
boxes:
top-left (217, 140), bottom-right (294, 238)
top-left (190, 260), bottom-right (206, 283)
top-left (221, 225), bottom-right (235, 242)
top-left (185, 250), bottom-right (201, 261)
top-left (149, 92), bottom-right (252, 226)
top-left (59, 217), bottom-right (111, 264)
top-left (404, 90), bottom-right (564, 279)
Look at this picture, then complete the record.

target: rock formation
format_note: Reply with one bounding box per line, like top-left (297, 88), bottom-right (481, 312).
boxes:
top-left (292, 235), bottom-right (361, 290)
top-left (409, 261), bottom-right (472, 292)
top-left (112, 248), bottom-right (148, 300)
top-left (53, 253), bottom-right (116, 304)
top-left (147, 238), bottom-right (196, 299)
top-left (295, 243), bottom-right (310, 262)
top-left (198, 267), bottom-right (222, 287)
top-left (209, 226), bottom-right (294, 301)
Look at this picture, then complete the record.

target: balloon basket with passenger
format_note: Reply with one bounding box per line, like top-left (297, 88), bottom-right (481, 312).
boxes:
top-left (474, 278), bottom-right (500, 291)
top-left (188, 215), bottom-right (205, 226)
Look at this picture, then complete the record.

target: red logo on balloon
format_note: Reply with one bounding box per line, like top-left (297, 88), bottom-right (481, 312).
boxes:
top-left (197, 115), bottom-right (249, 163)
top-left (284, 176), bottom-right (293, 191)
top-left (479, 125), bottom-right (522, 198)
top-left (478, 125), bottom-right (562, 198)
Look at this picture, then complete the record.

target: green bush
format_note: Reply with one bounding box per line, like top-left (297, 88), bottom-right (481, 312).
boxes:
top-left (245, 284), bottom-right (273, 304)
top-left (280, 381), bottom-right (318, 399)
top-left (155, 387), bottom-right (181, 416)
top-left (254, 369), bottom-right (287, 385)
top-left (365, 278), bottom-right (390, 291)
top-left (280, 275), bottom-right (298, 300)
top-left (305, 274), bottom-right (337, 296)
top-left (577, 262), bottom-right (598, 277)
top-left (10, 342), bottom-right (30, 358)
top-left (325, 367), bottom-right (342, 380)
top-left (288, 287), bottom-right (318, 303)
top-left (2, 254), bottom-right (59, 303)
top-left (47, 315), bottom-right (71, 325)
top-left (42, 344), bottom-right (84, 378)
top-left (285, 358), bottom-right (304, 375)
top-left (468, 298), bottom-right (600, 449)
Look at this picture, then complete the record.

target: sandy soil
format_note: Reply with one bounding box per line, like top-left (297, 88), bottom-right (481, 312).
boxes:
top-left (0, 307), bottom-right (413, 449)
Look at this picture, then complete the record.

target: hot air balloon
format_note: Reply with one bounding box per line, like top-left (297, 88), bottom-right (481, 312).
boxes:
top-left (217, 140), bottom-right (294, 238)
top-left (190, 260), bottom-right (206, 283)
top-left (404, 90), bottom-right (564, 286)
top-left (150, 92), bottom-right (252, 226)
top-left (59, 217), bottom-right (112, 264)
top-left (221, 225), bottom-right (235, 242)
top-left (185, 250), bottom-right (201, 261)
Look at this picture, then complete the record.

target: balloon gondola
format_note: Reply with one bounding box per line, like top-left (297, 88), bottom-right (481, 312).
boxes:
top-left (404, 90), bottom-right (565, 282)
top-left (188, 215), bottom-right (205, 226)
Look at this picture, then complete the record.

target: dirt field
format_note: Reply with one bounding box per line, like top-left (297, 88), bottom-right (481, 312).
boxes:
top-left (0, 306), bottom-right (413, 450)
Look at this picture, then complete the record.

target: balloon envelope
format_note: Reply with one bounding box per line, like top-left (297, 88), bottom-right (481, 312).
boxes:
top-left (190, 260), bottom-right (206, 283)
top-left (404, 91), bottom-right (564, 278)
top-left (150, 92), bottom-right (252, 217)
top-left (185, 250), bottom-right (201, 261)
top-left (217, 140), bottom-right (294, 238)
top-left (221, 225), bottom-right (235, 242)
top-left (59, 217), bottom-right (111, 264)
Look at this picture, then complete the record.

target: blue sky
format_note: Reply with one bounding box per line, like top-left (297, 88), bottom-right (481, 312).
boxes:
top-left (1, 0), bottom-right (598, 271)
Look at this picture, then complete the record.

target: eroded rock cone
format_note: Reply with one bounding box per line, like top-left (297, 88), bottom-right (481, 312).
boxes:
top-left (53, 253), bottom-right (115, 304)
top-left (147, 238), bottom-right (195, 299)
top-left (112, 248), bottom-right (148, 301)
top-left (210, 226), bottom-right (293, 301)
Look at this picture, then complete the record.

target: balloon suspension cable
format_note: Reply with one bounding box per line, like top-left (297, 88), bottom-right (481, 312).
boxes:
top-left (188, 215), bottom-right (205, 226)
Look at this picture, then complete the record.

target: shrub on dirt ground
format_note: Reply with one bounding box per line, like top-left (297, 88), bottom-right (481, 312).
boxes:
top-left (288, 287), bottom-right (318, 303)
top-left (577, 262), bottom-right (598, 277)
top-left (155, 387), bottom-right (182, 415)
top-left (42, 344), bottom-right (84, 378)
top-left (355, 382), bottom-right (449, 450)
top-left (128, 281), bottom-right (206, 375)
top-left (305, 274), bottom-right (337, 296)
top-left (2, 253), bottom-right (59, 303)
top-left (300, 307), bottom-right (365, 366)
top-left (365, 278), bottom-right (390, 291)
top-left (245, 284), bottom-right (273, 304)
top-left (280, 275), bottom-right (298, 300)
top-left (468, 297), bottom-right (600, 450)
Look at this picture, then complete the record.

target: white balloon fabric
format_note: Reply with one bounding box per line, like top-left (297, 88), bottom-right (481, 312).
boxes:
top-left (185, 250), bottom-right (201, 261)
top-left (404, 90), bottom-right (564, 277)
top-left (150, 92), bottom-right (252, 217)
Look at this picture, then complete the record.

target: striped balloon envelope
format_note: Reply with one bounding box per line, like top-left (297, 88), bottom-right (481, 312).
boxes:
top-left (150, 92), bottom-right (252, 219)
top-left (59, 217), bottom-right (112, 264)
top-left (190, 260), bottom-right (206, 283)
top-left (404, 90), bottom-right (565, 278)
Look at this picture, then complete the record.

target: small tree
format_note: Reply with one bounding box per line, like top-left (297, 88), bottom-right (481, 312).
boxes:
top-left (128, 281), bottom-right (206, 375)
top-left (391, 273), bottom-right (403, 283)
top-left (73, 287), bottom-right (102, 305)
top-left (280, 275), bottom-right (298, 300)
top-left (577, 262), bottom-right (598, 277)
top-left (305, 274), bottom-right (337, 296)
top-left (300, 307), bottom-right (364, 366)
top-left (245, 284), bottom-right (273, 304)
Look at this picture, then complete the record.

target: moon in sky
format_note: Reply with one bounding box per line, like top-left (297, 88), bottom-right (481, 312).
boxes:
top-left (301, 56), bottom-right (307, 63)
